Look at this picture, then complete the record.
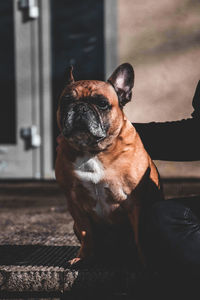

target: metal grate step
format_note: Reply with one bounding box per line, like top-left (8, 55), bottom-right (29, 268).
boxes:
top-left (0, 244), bottom-right (141, 296)
top-left (0, 245), bottom-right (79, 268)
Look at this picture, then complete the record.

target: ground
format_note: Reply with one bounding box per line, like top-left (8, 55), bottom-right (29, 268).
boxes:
top-left (0, 180), bottom-right (200, 299)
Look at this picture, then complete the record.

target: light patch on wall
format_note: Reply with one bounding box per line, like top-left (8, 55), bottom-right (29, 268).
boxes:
top-left (118, 0), bottom-right (200, 178)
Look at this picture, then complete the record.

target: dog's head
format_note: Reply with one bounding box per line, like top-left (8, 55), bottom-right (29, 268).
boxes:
top-left (57, 63), bottom-right (134, 152)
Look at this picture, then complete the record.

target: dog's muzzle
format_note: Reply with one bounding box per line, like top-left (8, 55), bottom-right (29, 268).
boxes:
top-left (62, 102), bottom-right (107, 142)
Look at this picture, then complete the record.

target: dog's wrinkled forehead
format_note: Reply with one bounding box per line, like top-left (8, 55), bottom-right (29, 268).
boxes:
top-left (63, 80), bottom-right (118, 103)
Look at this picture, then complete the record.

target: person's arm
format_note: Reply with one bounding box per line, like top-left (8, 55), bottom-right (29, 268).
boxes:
top-left (133, 81), bottom-right (200, 161)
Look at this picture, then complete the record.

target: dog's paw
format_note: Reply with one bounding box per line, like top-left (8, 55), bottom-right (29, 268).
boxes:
top-left (68, 257), bottom-right (82, 266)
top-left (67, 255), bottom-right (96, 269)
top-left (66, 257), bottom-right (86, 269)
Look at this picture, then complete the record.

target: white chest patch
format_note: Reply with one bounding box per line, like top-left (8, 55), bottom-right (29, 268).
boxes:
top-left (74, 155), bottom-right (104, 184)
top-left (73, 155), bottom-right (127, 218)
top-left (73, 155), bottom-right (110, 217)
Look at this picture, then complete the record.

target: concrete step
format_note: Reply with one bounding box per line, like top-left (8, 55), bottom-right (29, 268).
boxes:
top-left (0, 244), bottom-right (142, 296)
top-left (0, 179), bottom-right (200, 298)
top-left (162, 178), bottom-right (200, 199)
top-left (0, 181), bottom-right (141, 298)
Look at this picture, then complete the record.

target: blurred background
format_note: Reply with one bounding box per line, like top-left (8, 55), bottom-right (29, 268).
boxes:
top-left (0, 1), bottom-right (200, 296)
top-left (0, 0), bottom-right (200, 179)
top-left (120, 0), bottom-right (200, 178)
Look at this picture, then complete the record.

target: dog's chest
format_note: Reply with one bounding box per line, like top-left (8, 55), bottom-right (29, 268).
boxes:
top-left (73, 155), bottom-right (127, 217)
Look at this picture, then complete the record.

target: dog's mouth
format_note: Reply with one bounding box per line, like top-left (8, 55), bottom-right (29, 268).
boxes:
top-left (65, 132), bottom-right (106, 151)
top-left (62, 129), bottom-right (106, 152)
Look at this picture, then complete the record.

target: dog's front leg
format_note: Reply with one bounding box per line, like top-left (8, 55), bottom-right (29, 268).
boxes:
top-left (68, 212), bottom-right (94, 266)
top-left (73, 219), bottom-right (94, 261)
top-left (65, 191), bottom-right (95, 266)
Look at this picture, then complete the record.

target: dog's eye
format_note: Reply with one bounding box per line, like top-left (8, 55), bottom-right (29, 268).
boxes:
top-left (96, 100), bottom-right (109, 110)
top-left (63, 94), bottom-right (74, 102)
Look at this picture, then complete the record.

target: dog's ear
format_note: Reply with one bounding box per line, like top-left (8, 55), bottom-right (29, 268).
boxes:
top-left (66, 65), bottom-right (75, 85)
top-left (107, 63), bottom-right (134, 107)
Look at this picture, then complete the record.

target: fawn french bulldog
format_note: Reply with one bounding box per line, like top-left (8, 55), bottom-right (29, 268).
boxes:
top-left (55, 63), bottom-right (162, 265)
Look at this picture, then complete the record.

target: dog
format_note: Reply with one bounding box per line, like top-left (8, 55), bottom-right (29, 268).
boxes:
top-left (55, 63), bottom-right (163, 266)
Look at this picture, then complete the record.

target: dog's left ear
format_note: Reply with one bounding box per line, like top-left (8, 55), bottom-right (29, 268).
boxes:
top-left (107, 63), bottom-right (134, 107)
top-left (65, 65), bottom-right (75, 85)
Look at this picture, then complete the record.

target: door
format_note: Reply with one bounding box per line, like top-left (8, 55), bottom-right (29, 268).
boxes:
top-left (0, 0), bottom-right (116, 179)
top-left (0, 0), bottom-right (52, 179)
top-left (0, 0), bottom-right (39, 178)
top-left (50, 0), bottom-right (117, 162)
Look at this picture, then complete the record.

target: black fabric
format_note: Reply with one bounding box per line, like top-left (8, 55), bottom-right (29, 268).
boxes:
top-left (192, 80), bottom-right (200, 119)
top-left (134, 82), bottom-right (200, 286)
top-left (133, 80), bottom-right (200, 162)
top-left (144, 197), bottom-right (200, 279)
top-left (134, 118), bottom-right (200, 161)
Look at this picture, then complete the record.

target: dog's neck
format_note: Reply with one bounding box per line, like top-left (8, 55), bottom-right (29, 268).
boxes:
top-left (99, 118), bottom-right (137, 156)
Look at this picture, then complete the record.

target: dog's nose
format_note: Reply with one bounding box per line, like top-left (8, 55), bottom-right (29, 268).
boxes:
top-left (72, 103), bottom-right (90, 129)
top-left (75, 103), bottom-right (89, 114)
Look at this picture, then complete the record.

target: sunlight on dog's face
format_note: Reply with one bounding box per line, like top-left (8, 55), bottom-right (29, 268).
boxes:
top-left (58, 81), bottom-right (124, 152)
top-left (57, 63), bottom-right (134, 153)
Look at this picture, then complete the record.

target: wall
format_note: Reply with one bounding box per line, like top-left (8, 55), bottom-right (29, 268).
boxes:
top-left (118, 0), bottom-right (200, 178)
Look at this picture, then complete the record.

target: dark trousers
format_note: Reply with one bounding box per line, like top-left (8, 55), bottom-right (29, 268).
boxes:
top-left (142, 196), bottom-right (200, 280)
top-left (135, 197), bottom-right (200, 298)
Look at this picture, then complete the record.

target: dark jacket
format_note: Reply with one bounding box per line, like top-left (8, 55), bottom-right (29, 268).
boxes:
top-left (133, 81), bottom-right (200, 161)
